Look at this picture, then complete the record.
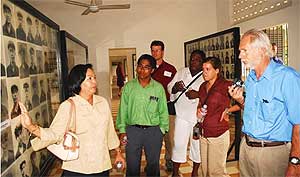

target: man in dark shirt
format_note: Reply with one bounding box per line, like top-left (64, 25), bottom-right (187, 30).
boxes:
top-left (271, 42), bottom-right (283, 64)
top-left (16, 12), bottom-right (26, 41)
top-left (150, 40), bottom-right (177, 172)
top-left (6, 41), bottom-right (19, 77)
top-left (26, 17), bottom-right (34, 43)
top-left (2, 4), bottom-right (15, 38)
top-left (19, 43), bottom-right (29, 78)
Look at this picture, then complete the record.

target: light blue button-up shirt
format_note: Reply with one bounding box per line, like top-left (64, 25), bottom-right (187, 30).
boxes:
top-left (243, 59), bottom-right (300, 141)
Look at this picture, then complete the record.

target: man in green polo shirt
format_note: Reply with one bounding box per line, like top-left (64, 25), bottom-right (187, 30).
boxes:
top-left (117, 54), bottom-right (169, 176)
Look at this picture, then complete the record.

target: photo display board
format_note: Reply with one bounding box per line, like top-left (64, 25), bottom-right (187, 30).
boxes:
top-left (1, 0), bottom-right (62, 176)
top-left (184, 27), bottom-right (241, 81)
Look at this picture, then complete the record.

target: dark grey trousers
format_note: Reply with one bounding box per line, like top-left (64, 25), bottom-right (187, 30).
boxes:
top-left (125, 125), bottom-right (163, 177)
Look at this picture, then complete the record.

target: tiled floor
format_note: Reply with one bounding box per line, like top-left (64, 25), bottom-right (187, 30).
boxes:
top-left (48, 88), bottom-right (240, 177)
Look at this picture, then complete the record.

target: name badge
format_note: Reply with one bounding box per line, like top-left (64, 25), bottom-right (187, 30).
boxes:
top-left (164, 71), bottom-right (172, 77)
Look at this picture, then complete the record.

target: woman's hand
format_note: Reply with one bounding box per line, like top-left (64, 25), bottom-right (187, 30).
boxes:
top-left (220, 109), bottom-right (230, 122)
top-left (19, 102), bottom-right (33, 129)
top-left (114, 148), bottom-right (126, 171)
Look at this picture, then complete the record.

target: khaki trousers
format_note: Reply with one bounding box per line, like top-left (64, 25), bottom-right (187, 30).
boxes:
top-left (200, 130), bottom-right (230, 177)
top-left (239, 137), bottom-right (290, 177)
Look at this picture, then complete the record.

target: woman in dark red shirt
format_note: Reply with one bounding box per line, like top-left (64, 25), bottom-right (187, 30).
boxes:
top-left (197, 56), bottom-right (238, 177)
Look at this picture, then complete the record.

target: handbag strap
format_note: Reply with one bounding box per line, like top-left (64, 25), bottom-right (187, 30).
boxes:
top-left (173, 71), bottom-right (203, 103)
top-left (65, 98), bottom-right (76, 133)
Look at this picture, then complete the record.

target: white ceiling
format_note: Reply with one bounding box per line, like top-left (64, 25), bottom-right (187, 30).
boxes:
top-left (26, 0), bottom-right (175, 46)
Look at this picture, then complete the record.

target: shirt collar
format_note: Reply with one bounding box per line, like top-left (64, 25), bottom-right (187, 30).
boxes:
top-left (73, 94), bottom-right (102, 106)
top-left (249, 59), bottom-right (276, 81)
top-left (134, 78), bottom-right (155, 87)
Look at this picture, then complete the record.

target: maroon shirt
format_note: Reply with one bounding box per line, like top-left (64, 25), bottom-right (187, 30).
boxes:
top-left (198, 76), bottom-right (232, 138)
top-left (152, 60), bottom-right (177, 101)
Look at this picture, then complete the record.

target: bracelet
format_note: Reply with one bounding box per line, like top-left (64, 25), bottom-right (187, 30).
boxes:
top-left (225, 108), bottom-right (230, 115)
top-left (30, 124), bottom-right (39, 134)
top-left (239, 98), bottom-right (245, 105)
top-left (225, 108), bottom-right (234, 116)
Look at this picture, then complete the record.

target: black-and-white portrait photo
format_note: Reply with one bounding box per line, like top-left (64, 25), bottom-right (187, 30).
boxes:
top-left (1, 79), bottom-right (9, 122)
top-left (18, 43), bottom-right (29, 78)
top-left (51, 29), bottom-right (57, 49)
top-left (1, 128), bottom-right (15, 172)
top-left (31, 77), bottom-right (39, 108)
top-left (10, 84), bottom-right (21, 119)
top-left (41, 104), bottom-right (49, 127)
top-left (47, 26), bottom-right (53, 48)
top-left (1, 56), bottom-right (6, 77)
top-left (28, 47), bottom-right (37, 75)
top-left (44, 51), bottom-right (50, 73)
top-left (34, 19), bottom-right (42, 46)
top-left (19, 160), bottom-right (30, 177)
top-left (36, 50), bottom-right (43, 74)
top-left (6, 41), bottom-right (19, 77)
top-left (13, 122), bottom-right (30, 159)
top-left (16, 11), bottom-right (26, 41)
top-left (30, 151), bottom-right (40, 177)
top-left (2, 3), bottom-right (15, 38)
top-left (22, 82), bottom-right (32, 111)
top-left (26, 16), bottom-right (34, 43)
top-left (41, 23), bottom-right (47, 46)
top-left (39, 79), bottom-right (46, 103)
top-left (225, 51), bottom-right (230, 64)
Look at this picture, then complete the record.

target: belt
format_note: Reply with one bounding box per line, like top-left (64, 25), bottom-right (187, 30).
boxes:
top-left (132, 124), bottom-right (155, 129)
top-left (245, 134), bottom-right (288, 147)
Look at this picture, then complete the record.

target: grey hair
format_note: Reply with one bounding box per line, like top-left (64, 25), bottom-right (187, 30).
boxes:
top-left (242, 29), bottom-right (273, 57)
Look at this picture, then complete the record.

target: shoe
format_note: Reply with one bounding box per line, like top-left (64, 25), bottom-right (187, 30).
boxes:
top-left (166, 160), bottom-right (173, 172)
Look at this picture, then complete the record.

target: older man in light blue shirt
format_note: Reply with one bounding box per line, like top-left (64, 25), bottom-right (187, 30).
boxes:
top-left (229, 29), bottom-right (300, 177)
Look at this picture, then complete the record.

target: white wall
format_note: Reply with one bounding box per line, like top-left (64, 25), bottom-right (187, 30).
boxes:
top-left (217, 0), bottom-right (300, 71)
top-left (93, 0), bottom-right (218, 100)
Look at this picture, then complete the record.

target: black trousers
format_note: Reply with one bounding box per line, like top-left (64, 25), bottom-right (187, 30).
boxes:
top-left (61, 170), bottom-right (109, 177)
top-left (125, 125), bottom-right (163, 177)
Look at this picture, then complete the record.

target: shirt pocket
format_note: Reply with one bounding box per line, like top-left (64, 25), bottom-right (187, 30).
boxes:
top-left (258, 97), bottom-right (276, 123)
top-left (146, 98), bottom-right (159, 115)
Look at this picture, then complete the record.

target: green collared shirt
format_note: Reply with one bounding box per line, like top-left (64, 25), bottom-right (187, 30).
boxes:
top-left (117, 78), bottom-right (169, 134)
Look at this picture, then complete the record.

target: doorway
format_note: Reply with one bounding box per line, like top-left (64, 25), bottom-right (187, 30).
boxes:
top-left (109, 48), bottom-right (136, 100)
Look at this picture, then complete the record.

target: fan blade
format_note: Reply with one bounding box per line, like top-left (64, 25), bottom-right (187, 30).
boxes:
top-left (99, 4), bottom-right (130, 10)
top-left (65, 0), bottom-right (89, 7)
top-left (81, 8), bottom-right (91, 15)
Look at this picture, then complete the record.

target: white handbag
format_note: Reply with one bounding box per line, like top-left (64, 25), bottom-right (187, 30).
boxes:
top-left (47, 99), bottom-right (80, 161)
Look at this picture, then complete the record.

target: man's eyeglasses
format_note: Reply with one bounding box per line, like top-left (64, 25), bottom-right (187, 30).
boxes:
top-left (137, 65), bottom-right (152, 71)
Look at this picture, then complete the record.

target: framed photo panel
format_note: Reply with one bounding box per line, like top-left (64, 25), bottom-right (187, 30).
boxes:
top-left (60, 30), bottom-right (88, 99)
top-left (184, 27), bottom-right (241, 81)
top-left (1, 0), bottom-right (62, 176)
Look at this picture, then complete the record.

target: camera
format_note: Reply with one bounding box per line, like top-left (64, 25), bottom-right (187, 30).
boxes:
top-left (232, 78), bottom-right (244, 88)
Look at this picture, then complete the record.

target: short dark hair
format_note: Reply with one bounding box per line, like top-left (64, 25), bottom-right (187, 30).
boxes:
top-left (137, 54), bottom-right (156, 70)
top-left (68, 64), bottom-right (93, 96)
top-left (8, 41), bottom-right (15, 51)
top-left (29, 47), bottom-right (34, 55)
top-left (17, 12), bottom-right (23, 18)
top-left (14, 124), bottom-right (22, 138)
top-left (190, 50), bottom-right (206, 61)
top-left (23, 83), bottom-right (29, 89)
top-left (19, 160), bottom-right (26, 170)
top-left (26, 17), bottom-right (32, 25)
top-left (11, 85), bottom-right (18, 94)
top-left (150, 40), bottom-right (165, 50)
top-left (203, 56), bottom-right (222, 71)
top-left (3, 4), bottom-right (11, 14)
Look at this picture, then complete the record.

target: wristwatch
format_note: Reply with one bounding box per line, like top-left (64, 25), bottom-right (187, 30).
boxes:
top-left (289, 156), bottom-right (300, 165)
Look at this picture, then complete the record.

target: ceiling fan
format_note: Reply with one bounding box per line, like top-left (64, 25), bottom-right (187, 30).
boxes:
top-left (65, 0), bottom-right (130, 15)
